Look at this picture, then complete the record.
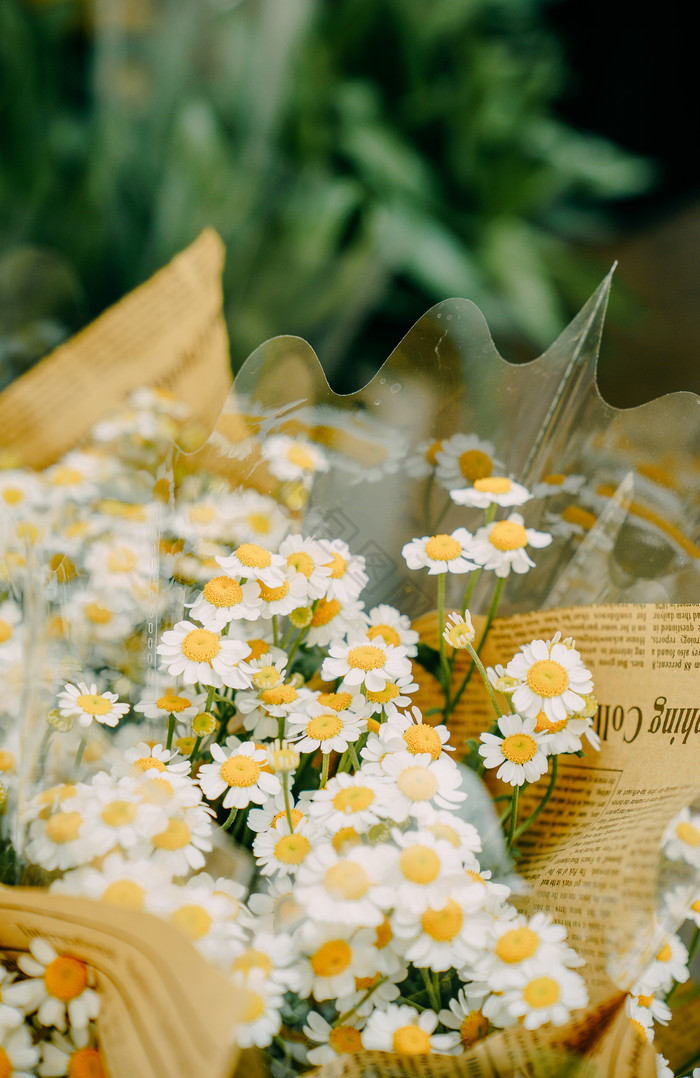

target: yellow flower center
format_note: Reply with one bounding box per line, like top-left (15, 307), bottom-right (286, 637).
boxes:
top-left (347, 645), bottom-right (386, 671)
top-left (274, 833), bottom-right (312, 864)
top-left (332, 827), bottom-right (361, 853)
top-left (181, 628), bottom-right (221, 663)
top-left (544, 473), bottom-right (566, 486)
top-left (236, 543), bottom-right (272, 569)
top-left (102, 880), bottom-right (146, 910)
top-left (286, 445), bottom-right (316, 470)
top-left (325, 552), bottom-right (348, 579)
top-left (328, 1026), bottom-right (363, 1054)
top-left (253, 666), bottom-right (282, 690)
top-left (367, 624), bottom-right (401, 646)
top-left (318, 691), bottom-right (353, 711)
top-left (156, 693), bottom-right (191, 713)
top-left (495, 926), bottom-right (539, 963)
top-left (0, 750), bottom-right (16, 772)
top-left (421, 899), bottom-right (463, 941)
top-left (428, 822), bottom-right (460, 847)
top-left (0, 620), bottom-right (12, 644)
top-left (247, 639), bottom-right (269, 660)
top-left (139, 777), bottom-right (174, 803)
top-left (311, 598), bottom-right (342, 626)
top-left (45, 811), bottom-right (83, 844)
top-left (397, 766), bottom-right (438, 802)
top-left (242, 989), bottom-right (267, 1023)
top-left (466, 869), bottom-right (487, 886)
top-left (190, 506), bottom-right (217, 525)
top-left (152, 818), bottom-right (191, 850)
top-left (522, 976), bottom-right (560, 1008)
top-left (101, 800), bottom-right (138, 828)
top-left (474, 476), bottom-right (512, 494)
top-left (287, 551), bottom-right (315, 578)
top-left (488, 520), bottom-right (528, 551)
top-left (324, 862), bottom-right (370, 900)
top-left (656, 943), bottom-right (672, 962)
top-left (444, 622), bottom-right (473, 648)
top-left (1, 486), bottom-right (23, 504)
top-left (332, 786), bottom-right (375, 813)
top-left (258, 580), bottom-right (290, 602)
top-left (43, 955), bottom-right (88, 1002)
top-left (67, 1047), bottom-right (106, 1078)
top-left (692, 900), bottom-right (700, 914)
top-left (424, 534), bottom-right (461, 561)
top-left (636, 994), bottom-right (654, 1008)
top-left (203, 576), bottom-right (243, 608)
top-left (375, 917), bottom-right (393, 949)
top-left (562, 505), bottom-right (596, 530)
top-left (176, 736), bottom-right (196, 755)
top-left (501, 733), bottom-right (538, 764)
top-left (460, 1011), bottom-right (489, 1049)
top-left (310, 940), bottom-right (353, 977)
top-left (458, 449), bottom-right (492, 482)
top-left (271, 807), bottom-right (306, 829)
top-left (365, 682), bottom-right (400, 703)
top-left (170, 904), bottom-right (213, 940)
top-left (76, 693), bottom-right (112, 716)
top-left (220, 755), bottom-right (260, 787)
top-left (367, 717), bottom-right (381, 734)
top-left (131, 755), bottom-right (166, 773)
top-left (535, 711), bottom-right (568, 733)
top-left (107, 547), bottom-right (138, 573)
top-left (526, 659), bottom-right (569, 697)
top-left (53, 466), bottom-right (84, 486)
top-left (355, 972), bottom-right (381, 991)
top-left (306, 713), bottom-right (343, 741)
top-left (244, 514), bottom-right (269, 538)
top-left (403, 724), bottom-right (443, 759)
top-left (231, 949), bottom-right (274, 977)
top-left (424, 439), bottom-right (442, 465)
top-left (84, 603), bottom-right (113, 625)
top-left (193, 712), bottom-right (216, 736)
top-left (392, 1025), bottom-right (432, 1055)
top-left (399, 845), bottom-right (440, 884)
top-left (676, 821), bottom-right (700, 846)
top-left (261, 684), bottom-right (297, 706)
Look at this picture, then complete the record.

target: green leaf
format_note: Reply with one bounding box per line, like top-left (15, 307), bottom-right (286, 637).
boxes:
top-left (415, 641), bottom-right (441, 680)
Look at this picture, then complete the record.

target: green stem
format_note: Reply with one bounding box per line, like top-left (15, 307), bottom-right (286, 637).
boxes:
top-left (667, 925), bottom-right (700, 1005)
top-left (348, 742), bottom-right (360, 772)
top-left (460, 567), bottom-right (481, 617)
top-left (205, 686), bottom-right (216, 712)
top-left (282, 772), bottom-right (294, 831)
top-left (72, 736), bottom-right (88, 780)
top-left (450, 575), bottom-right (506, 721)
top-left (166, 712), bottom-right (176, 751)
top-left (272, 615), bottom-right (279, 648)
top-left (189, 736), bottom-right (203, 765)
top-left (465, 642), bottom-right (503, 718)
top-left (513, 756), bottom-right (558, 840)
top-left (221, 807), bottom-right (238, 831)
top-left (37, 725), bottom-right (54, 778)
top-left (506, 786), bottom-right (520, 848)
top-left (287, 625), bottom-right (309, 665)
top-left (420, 967), bottom-right (440, 1011)
top-left (334, 976), bottom-right (387, 1027)
top-left (320, 752), bottom-right (330, 788)
top-left (436, 573), bottom-right (450, 699)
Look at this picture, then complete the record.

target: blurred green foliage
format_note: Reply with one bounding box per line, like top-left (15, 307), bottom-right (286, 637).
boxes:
top-left (0, 0), bottom-right (652, 390)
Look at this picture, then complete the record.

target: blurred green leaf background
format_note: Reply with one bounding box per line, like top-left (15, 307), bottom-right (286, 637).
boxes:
top-left (1, 0), bottom-right (692, 401)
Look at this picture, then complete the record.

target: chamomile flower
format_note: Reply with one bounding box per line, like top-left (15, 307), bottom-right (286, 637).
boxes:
top-left (303, 1011), bottom-right (365, 1066)
top-left (322, 637), bottom-right (412, 693)
top-left (56, 682), bottom-right (129, 729)
top-left (0, 967), bottom-right (22, 1031)
top-left (254, 572), bottom-right (309, 618)
top-left (469, 512), bottom-right (552, 577)
top-left (253, 816), bottom-right (317, 879)
top-left (147, 803), bottom-right (215, 875)
top-left (439, 986), bottom-right (491, 1050)
top-left (150, 876), bottom-right (246, 965)
top-left (157, 620), bottom-right (251, 688)
top-left (50, 853), bottom-right (172, 913)
top-left (0, 1024), bottom-right (40, 1077)
top-left (625, 998), bottom-right (657, 1044)
top-left (390, 829), bottom-right (465, 913)
top-left (296, 923), bottom-right (376, 1001)
top-left (450, 477), bottom-right (531, 509)
top-left (402, 529), bottom-right (477, 575)
top-left (120, 742), bottom-right (192, 779)
top-left (385, 706), bottom-right (454, 760)
top-left (486, 960), bottom-right (588, 1030)
top-left (531, 472), bottom-right (586, 499)
top-left (305, 595), bottom-right (367, 648)
top-left (294, 842), bottom-right (395, 927)
top-left (480, 912), bottom-right (582, 983)
top-left (378, 751), bottom-right (467, 821)
top-left (419, 806), bottom-right (483, 859)
top-left (364, 605), bottom-right (420, 655)
top-left (317, 539), bottom-right (368, 602)
top-left (36, 1029), bottom-right (105, 1078)
top-left (287, 698), bottom-right (367, 754)
top-left (25, 799), bottom-right (94, 872)
top-left (216, 543), bottom-right (286, 588)
top-left (362, 1004), bottom-right (460, 1054)
top-left (186, 575), bottom-right (262, 631)
top-left (247, 791), bottom-right (308, 833)
top-left (434, 433), bottom-right (503, 491)
top-left (662, 808), bottom-right (700, 868)
top-left (82, 775), bottom-right (166, 855)
top-left (198, 742), bottom-right (281, 810)
top-left (231, 489), bottom-right (291, 550)
top-left (232, 968), bottom-right (286, 1049)
top-left (133, 686), bottom-right (207, 726)
top-left (14, 939), bottom-right (100, 1031)
top-left (362, 673), bottom-right (420, 718)
top-left (442, 610), bottom-right (475, 649)
top-left (305, 772), bottom-right (388, 834)
top-left (505, 638), bottom-right (594, 724)
top-left (478, 714), bottom-right (550, 786)
top-left (278, 535), bottom-right (332, 600)
top-left (262, 434), bottom-right (329, 483)
top-left (392, 887), bottom-right (491, 972)
top-left (84, 536), bottom-right (152, 589)
top-left (636, 934), bottom-right (689, 995)
top-left (334, 971), bottom-right (403, 1019)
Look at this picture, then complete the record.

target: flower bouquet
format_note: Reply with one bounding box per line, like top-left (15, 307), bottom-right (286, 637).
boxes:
top-left (1, 236), bottom-right (699, 1078)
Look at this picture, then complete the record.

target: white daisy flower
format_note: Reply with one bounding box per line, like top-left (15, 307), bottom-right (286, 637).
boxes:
top-left (362, 672), bottom-right (420, 718)
top-left (438, 986), bottom-right (491, 1050)
top-left (231, 968), bottom-right (285, 1049)
top-left (478, 714), bottom-right (550, 786)
top-left (186, 575), bottom-right (262, 631)
top-left (62, 590), bottom-right (136, 644)
top-left (135, 768), bottom-right (203, 812)
top-left (253, 816), bottom-right (317, 879)
top-left (50, 853), bottom-right (173, 913)
top-left (246, 878), bottom-right (306, 936)
top-left (364, 605), bottom-right (420, 655)
top-left (305, 772), bottom-right (387, 834)
top-left (505, 638), bottom-right (594, 723)
top-left (434, 433), bottom-right (503, 491)
top-left (390, 829), bottom-right (465, 914)
top-left (629, 989), bottom-right (671, 1027)
top-left (418, 806), bottom-right (483, 859)
top-left (334, 971), bottom-right (403, 1019)
top-left (56, 682), bottom-right (129, 729)
top-left (36, 1028), bottom-right (104, 1078)
top-left (296, 923), bottom-right (376, 1001)
top-left (362, 1003), bottom-right (460, 1054)
top-left (469, 512), bottom-right (552, 577)
top-left (402, 529), bottom-right (477, 575)
top-left (384, 706), bottom-right (455, 761)
top-left (133, 687), bottom-right (207, 726)
top-left (321, 637), bottom-right (412, 693)
top-left (121, 742), bottom-right (192, 779)
top-left (303, 1011), bottom-right (364, 1066)
top-left (230, 489), bottom-right (291, 550)
top-left (157, 620), bottom-right (251, 689)
top-left (294, 842), bottom-right (395, 927)
top-left (0, 967), bottom-right (22, 1031)
top-left (442, 610), bottom-right (475, 650)
top-left (485, 960), bottom-right (588, 1030)
top-left (316, 539), bottom-right (368, 602)
top-left (654, 1054), bottom-right (674, 1078)
top-left (278, 535), bottom-right (332, 600)
top-left (662, 808), bottom-right (700, 868)
top-left (13, 939), bottom-right (99, 1031)
top-left (531, 472), bottom-right (586, 499)
top-left (391, 886), bottom-right (491, 972)
top-left (450, 477), bottom-right (532, 509)
top-left (480, 912), bottom-right (583, 983)
top-left (148, 804), bottom-right (215, 876)
top-left (215, 543), bottom-right (286, 588)
top-left (262, 434), bottom-right (329, 482)
top-left (378, 751), bottom-right (467, 821)
top-left (198, 742), bottom-right (281, 810)
top-left (287, 698), bottom-right (367, 755)
top-left (25, 799), bottom-right (95, 872)
top-left (254, 571), bottom-right (309, 618)
top-left (305, 596), bottom-right (367, 648)
top-left (625, 998), bottom-right (656, 1045)
top-left (0, 469), bottom-right (43, 512)
top-left (404, 437), bottom-right (448, 479)
top-left (150, 876), bottom-right (246, 966)
top-left (228, 929), bottom-right (301, 993)
top-left (635, 934), bottom-right (689, 995)
top-left (0, 1023), bottom-right (40, 1077)
top-left (82, 775), bottom-right (166, 855)
top-left (247, 792), bottom-right (308, 834)
top-left (84, 536), bottom-right (152, 589)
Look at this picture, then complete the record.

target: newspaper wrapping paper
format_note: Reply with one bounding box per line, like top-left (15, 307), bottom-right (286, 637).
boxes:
top-left (0, 886), bottom-right (242, 1078)
top-left (0, 228), bottom-right (232, 469)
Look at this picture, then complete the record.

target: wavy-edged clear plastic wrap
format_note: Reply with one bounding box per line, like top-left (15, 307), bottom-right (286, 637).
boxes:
top-left (1, 261), bottom-right (699, 1078)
